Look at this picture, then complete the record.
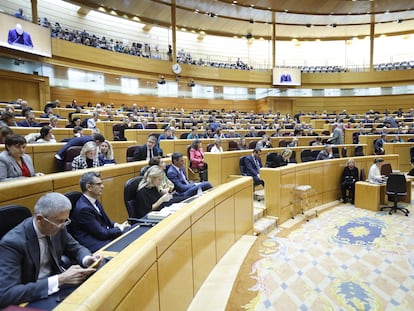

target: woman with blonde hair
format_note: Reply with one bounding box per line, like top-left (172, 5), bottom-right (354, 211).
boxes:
top-left (135, 166), bottom-right (186, 218)
top-left (98, 140), bottom-right (116, 165)
top-left (72, 141), bottom-right (102, 170)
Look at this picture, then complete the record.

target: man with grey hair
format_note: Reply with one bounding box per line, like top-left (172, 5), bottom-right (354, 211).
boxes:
top-left (329, 123), bottom-right (344, 145)
top-left (69, 171), bottom-right (130, 252)
top-left (0, 192), bottom-right (101, 308)
top-left (316, 144), bottom-right (334, 160)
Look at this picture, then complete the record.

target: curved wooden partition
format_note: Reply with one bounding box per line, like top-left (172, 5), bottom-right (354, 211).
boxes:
top-left (0, 141), bottom-right (136, 174)
top-left (261, 154), bottom-right (400, 224)
top-left (53, 176), bottom-right (252, 311)
top-left (383, 142), bottom-right (414, 172)
top-left (0, 162), bottom-right (148, 222)
top-left (204, 144), bottom-right (367, 187)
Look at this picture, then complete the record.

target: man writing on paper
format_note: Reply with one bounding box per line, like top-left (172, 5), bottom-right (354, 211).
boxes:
top-left (0, 193), bottom-right (101, 308)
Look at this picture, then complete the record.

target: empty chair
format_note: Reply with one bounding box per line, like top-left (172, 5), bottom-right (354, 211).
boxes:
top-left (311, 150), bottom-right (320, 160)
top-left (64, 191), bottom-right (82, 209)
top-left (180, 132), bottom-right (189, 139)
top-left (380, 173), bottom-right (409, 216)
top-left (228, 140), bottom-right (239, 151)
top-left (354, 145), bottom-right (364, 156)
top-left (146, 123), bottom-right (158, 129)
top-left (126, 145), bottom-right (139, 162)
top-left (341, 147), bottom-right (347, 158)
top-left (380, 163), bottom-right (392, 177)
top-left (352, 132), bottom-right (360, 144)
top-left (124, 176), bottom-right (144, 220)
top-left (289, 150), bottom-right (297, 163)
top-left (360, 168), bottom-right (366, 181)
top-left (300, 149), bottom-right (314, 162)
top-left (0, 205), bottom-right (31, 239)
top-left (239, 156), bottom-right (248, 175)
top-left (332, 147), bottom-right (340, 158)
top-left (63, 146), bottom-right (82, 171)
top-left (278, 140), bottom-right (288, 147)
top-left (248, 141), bottom-right (258, 149)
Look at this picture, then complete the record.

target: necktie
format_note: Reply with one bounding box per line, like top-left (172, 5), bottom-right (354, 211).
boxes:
top-left (46, 236), bottom-right (64, 273)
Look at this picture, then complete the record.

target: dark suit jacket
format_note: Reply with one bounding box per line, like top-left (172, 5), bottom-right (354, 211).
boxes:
top-left (0, 218), bottom-right (90, 308)
top-left (69, 194), bottom-right (122, 252)
top-left (56, 136), bottom-right (93, 158)
top-left (244, 155), bottom-right (262, 178)
top-left (166, 165), bottom-right (194, 194)
top-left (133, 144), bottom-right (161, 161)
top-left (17, 120), bottom-right (40, 127)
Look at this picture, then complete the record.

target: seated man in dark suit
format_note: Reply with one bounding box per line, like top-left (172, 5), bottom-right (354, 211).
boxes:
top-left (133, 135), bottom-right (162, 161)
top-left (167, 152), bottom-right (212, 197)
top-left (243, 148), bottom-right (265, 186)
top-left (17, 111), bottom-right (40, 127)
top-left (0, 192), bottom-right (101, 308)
top-left (69, 171), bottom-right (131, 252)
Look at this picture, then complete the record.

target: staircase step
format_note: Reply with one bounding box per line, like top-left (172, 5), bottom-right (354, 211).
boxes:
top-left (254, 189), bottom-right (265, 201)
top-left (254, 216), bottom-right (278, 236)
top-left (253, 207), bottom-right (265, 222)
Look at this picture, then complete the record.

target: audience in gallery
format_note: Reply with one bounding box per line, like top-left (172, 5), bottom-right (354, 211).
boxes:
top-left (340, 158), bottom-right (359, 204)
top-left (71, 141), bottom-right (102, 170)
top-left (167, 152), bottom-right (212, 197)
top-left (242, 148), bottom-right (264, 187)
top-left (69, 171), bottom-right (131, 252)
top-left (210, 138), bottom-right (224, 153)
top-left (0, 192), bottom-right (101, 308)
top-left (135, 166), bottom-right (188, 219)
top-left (98, 140), bottom-right (116, 166)
top-left (0, 134), bottom-right (44, 182)
top-left (133, 135), bottom-right (162, 161)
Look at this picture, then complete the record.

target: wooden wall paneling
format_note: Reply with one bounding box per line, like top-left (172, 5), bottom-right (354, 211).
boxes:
top-left (157, 228), bottom-right (193, 311)
top-left (0, 69), bottom-right (50, 111)
top-left (191, 208), bottom-right (217, 294)
top-left (215, 193), bottom-right (236, 261)
top-left (233, 179), bottom-right (254, 238)
top-left (115, 263), bottom-right (160, 311)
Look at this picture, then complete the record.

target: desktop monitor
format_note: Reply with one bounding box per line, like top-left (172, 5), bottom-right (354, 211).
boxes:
top-left (272, 67), bottom-right (301, 86)
top-left (0, 13), bottom-right (52, 57)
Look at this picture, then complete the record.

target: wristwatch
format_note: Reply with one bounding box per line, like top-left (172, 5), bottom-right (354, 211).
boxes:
top-left (172, 63), bottom-right (182, 75)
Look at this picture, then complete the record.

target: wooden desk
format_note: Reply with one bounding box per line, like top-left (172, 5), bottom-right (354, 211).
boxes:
top-left (355, 179), bottom-right (411, 211)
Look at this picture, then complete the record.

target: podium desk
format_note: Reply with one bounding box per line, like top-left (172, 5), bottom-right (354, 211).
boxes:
top-left (355, 180), bottom-right (411, 212)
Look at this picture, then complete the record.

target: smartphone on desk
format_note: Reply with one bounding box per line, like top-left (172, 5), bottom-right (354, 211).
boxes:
top-left (88, 257), bottom-right (103, 269)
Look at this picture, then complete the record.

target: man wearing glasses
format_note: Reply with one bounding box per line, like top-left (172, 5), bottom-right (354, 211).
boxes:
top-left (0, 192), bottom-right (102, 308)
top-left (69, 171), bottom-right (130, 252)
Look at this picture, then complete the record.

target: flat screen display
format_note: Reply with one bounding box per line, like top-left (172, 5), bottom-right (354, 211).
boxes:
top-left (272, 67), bottom-right (301, 86)
top-left (0, 13), bottom-right (52, 57)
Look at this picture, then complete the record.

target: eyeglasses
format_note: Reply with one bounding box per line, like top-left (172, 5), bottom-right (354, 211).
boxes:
top-left (41, 215), bottom-right (71, 228)
top-left (89, 182), bottom-right (103, 186)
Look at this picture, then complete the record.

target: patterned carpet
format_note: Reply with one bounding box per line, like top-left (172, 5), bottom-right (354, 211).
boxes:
top-left (226, 204), bottom-right (414, 310)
